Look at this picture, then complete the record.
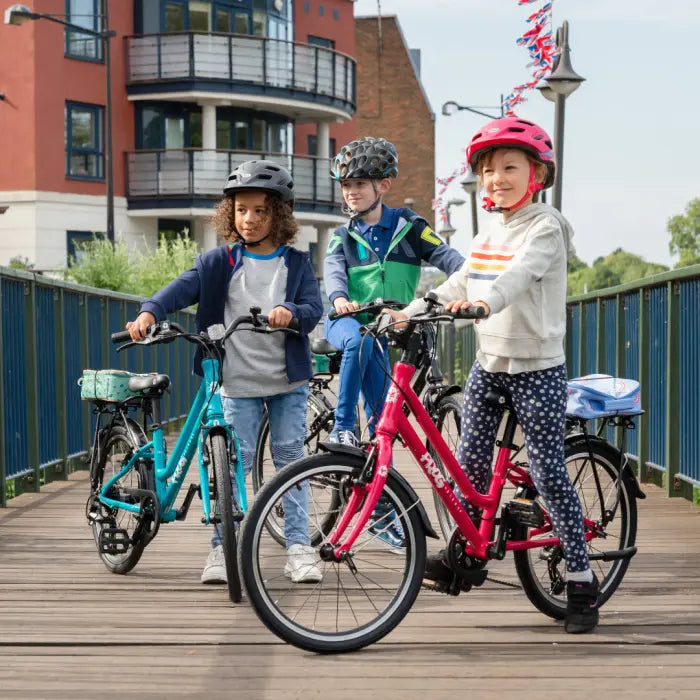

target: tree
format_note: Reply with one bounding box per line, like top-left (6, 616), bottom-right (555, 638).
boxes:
top-left (8, 255), bottom-right (34, 270)
top-left (668, 197), bottom-right (700, 268)
top-left (567, 249), bottom-right (668, 296)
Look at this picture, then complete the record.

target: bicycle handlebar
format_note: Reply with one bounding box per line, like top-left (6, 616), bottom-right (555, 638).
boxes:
top-left (328, 298), bottom-right (405, 321)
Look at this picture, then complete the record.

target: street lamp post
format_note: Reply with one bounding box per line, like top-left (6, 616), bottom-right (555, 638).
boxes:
top-left (5, 2), bottom-right (116, 242)
top-left (441, 97), bottom-right (504, 120)
top-left (460, 171), bottom-right (479, 237)
top-left (536, 20), bottom-right (585, 212)
top-left (437, 198), bottom-right (465, 241)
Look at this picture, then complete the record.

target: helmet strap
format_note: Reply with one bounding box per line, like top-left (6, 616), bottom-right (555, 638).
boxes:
top-left (231, 223), bottom-right (274, 249)
top-left (481, 163), bottom-right (543, 213)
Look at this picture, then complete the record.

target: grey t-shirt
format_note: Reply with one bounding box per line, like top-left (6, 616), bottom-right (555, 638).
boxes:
top-left (221, 247), bottom-right (306, 398)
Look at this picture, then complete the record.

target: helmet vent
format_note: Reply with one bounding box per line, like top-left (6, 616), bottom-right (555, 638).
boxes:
top-left (506, 127), bottom-right (526, 133)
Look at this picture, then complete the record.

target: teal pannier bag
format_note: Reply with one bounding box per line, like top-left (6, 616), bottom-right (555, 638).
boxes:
top-left (78, 369), bottom-right (151, 403)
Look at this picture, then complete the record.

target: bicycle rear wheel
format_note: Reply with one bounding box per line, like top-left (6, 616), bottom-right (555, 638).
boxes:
top-left (89, 422), bottom-right (153, 575)
top-left (513, 437), bottom-right (638, 619)
top-left (210, 432), bottom-right (242, 604)
top-left (428, 392), bottom-right (463, 541)
top-left (241, 453), bottom-right (426, 653)
top-left (253, 391), bottom-right (341, 547)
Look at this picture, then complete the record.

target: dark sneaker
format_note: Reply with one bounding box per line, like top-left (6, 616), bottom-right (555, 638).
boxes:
top-left (368, 500), bottom-right (406, 552)
top-left (423, 549), bottom-right (454, 587)
top-left (565, 573), bottom-right (600, 633)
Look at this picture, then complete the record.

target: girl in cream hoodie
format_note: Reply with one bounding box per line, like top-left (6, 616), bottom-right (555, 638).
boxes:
top-left (386, 117), bottom-right (599, 635)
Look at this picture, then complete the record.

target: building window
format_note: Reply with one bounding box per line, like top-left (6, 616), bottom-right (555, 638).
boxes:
top-left (65, 102), bottom-right (104, 180)
top-left (307, 35), bottom-right (334, 49)
top-left (65, 0), bottom-right (102, 61)
top-left (307, 135), bottom-right (336, 157)
top-left (319, 5), bottom-right (324, 17)
top-left (158, 219), bottom-right (192, 241)
top-left (303, 2), bottom-right (310, 12)
top-left (67, 230), bottom-right (99, 263)
top-left (333, 9), bottom-right (339, 20)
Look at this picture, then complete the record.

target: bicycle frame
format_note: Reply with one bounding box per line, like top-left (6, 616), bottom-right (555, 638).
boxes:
top-left (99, 356), bottom-right (246, 523)
top-left (328, 360), bottom-right (598, 561)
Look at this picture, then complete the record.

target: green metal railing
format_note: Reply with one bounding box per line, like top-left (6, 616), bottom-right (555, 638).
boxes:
top-left (437, 264), bottom-right (700, 505)
top-left (0, 267), bottom-right (195, 506)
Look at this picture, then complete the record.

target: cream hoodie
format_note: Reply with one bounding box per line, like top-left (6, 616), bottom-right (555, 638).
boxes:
top-left (405, 203), bottom-right (575, 374)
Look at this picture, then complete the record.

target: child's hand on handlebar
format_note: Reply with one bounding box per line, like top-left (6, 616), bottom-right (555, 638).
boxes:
top-left (380, 308), bottom-right (409, 330)
top-left (268, 306), bottom-right (293, 328)
top-left (444, 299), bottom-right (490, 322)
top-left (126, 311), bottom-right (156, 340)
top-left (333, 298), bottom-right (360, 315)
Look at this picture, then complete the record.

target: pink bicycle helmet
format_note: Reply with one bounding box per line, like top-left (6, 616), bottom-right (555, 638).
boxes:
top-left (467, 117), bottom-right (556, 189)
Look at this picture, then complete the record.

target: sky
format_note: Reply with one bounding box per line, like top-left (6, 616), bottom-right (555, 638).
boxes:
top-left (353, 0), bottom-right (700, 267)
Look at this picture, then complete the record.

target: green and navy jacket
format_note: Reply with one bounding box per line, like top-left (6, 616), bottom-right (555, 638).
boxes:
top-left (324, 205), bottom-right (465, 308)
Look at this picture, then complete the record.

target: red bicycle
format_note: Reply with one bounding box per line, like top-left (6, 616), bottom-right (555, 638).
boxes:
top-left (240, 298), bottom-right (641, 653)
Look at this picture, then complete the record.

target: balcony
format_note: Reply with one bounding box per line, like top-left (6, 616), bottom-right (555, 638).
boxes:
top-left (125, 33), bottom-right (356, 121)
top-left (125, 149), bottom-right (341, 216)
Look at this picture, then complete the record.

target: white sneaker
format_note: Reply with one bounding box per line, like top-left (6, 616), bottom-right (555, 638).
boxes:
top-left (284, 544), bottom-right (323, 583)
top-left (201, 544), bottom-right (227, 584)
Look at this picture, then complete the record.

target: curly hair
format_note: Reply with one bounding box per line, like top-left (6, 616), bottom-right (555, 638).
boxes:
top-left (211, 192), bottom-right (298, 246)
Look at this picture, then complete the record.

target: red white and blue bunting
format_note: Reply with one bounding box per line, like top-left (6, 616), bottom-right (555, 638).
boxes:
top-left (433, 1), bottom-right (558, 227)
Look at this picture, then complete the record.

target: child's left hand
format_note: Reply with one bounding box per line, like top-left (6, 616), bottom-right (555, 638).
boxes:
top-left (268, 306), bottom-right (293, 328)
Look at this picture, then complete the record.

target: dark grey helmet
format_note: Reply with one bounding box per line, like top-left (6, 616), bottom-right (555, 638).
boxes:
top-left (330, 137), bottom-right (398, 181)
top-left (223, 160), bottom-right (294, 203)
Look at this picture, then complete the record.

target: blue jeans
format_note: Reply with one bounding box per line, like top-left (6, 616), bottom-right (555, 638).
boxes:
top-left (211, 383), bottom-right (310, 549)
top-left (324, 316), bottom-right (390, 434)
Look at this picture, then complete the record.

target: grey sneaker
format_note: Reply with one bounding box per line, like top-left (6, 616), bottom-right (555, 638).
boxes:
top-left (201, 544), bottom-right (227, 584)
top-left (328, 429), bottom-right (359, 447)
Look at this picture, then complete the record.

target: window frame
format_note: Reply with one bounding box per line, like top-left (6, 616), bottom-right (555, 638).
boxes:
top-left (64, 0), bottom-right (103, 63)
top-left (65, 101), bottom-right (105, 181)
top-left (67, 230), bottom-right (100, 264)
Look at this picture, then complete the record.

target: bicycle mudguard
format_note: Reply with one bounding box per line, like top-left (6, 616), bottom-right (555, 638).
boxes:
top-left (432, 384), bottom-right (462, 404)
top-left (565, 433), bottom-right (646, 500)
top-left (318, 442), bottom-right (440, 539)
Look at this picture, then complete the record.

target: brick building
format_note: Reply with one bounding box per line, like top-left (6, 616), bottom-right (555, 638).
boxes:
top-left (354, 15), bottom-right (435, 223)
top-left (0, 0), bottom-right (358, 270)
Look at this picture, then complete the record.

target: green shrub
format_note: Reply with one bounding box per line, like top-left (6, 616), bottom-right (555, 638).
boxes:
top-left (66, 235), bottom-right (133, 292)
top-left (131, 233), bottom-right (199, 299)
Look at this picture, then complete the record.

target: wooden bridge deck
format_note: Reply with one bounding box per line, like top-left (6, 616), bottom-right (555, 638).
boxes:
top-left (1, 445), bottom-right (700, 700)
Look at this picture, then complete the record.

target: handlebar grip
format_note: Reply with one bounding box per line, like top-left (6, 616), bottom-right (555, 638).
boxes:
top-left (111, 330), bottom-right (132, 344)
top-left (288, 318), bottom-right (300, 332)
top-left (454, 306), bottom-right (487, 320)
top-left (328, 310), bottom-right (339, 321)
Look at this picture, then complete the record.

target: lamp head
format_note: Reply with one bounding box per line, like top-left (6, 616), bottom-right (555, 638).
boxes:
top-left (441, 101), bottom-right (459, 117)
top-left (4, 4), bottom-right (35, 25)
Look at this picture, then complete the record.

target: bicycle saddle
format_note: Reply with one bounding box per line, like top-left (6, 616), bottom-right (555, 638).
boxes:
top-left (484, 388), bottom-right (513, 411)
top-left (311, 338), bottom-right (340, 356)
top-left (128, 373), bottom-right (171, 394)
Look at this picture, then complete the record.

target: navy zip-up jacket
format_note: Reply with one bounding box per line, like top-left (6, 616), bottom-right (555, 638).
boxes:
top-left (140, 243), bottom-right (323, 382)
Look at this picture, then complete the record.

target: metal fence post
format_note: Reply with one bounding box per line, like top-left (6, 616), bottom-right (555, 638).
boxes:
top-left (666, 280), bottom-right (682, 497)
top-left (54, 287), bottom-right (68, 479)
top-left (0, 275), bottom-right (6, 506)
top-left (24, 278), bottom-right (40, 492)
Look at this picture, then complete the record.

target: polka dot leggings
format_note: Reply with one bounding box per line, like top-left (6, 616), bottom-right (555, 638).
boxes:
top-left (457, 361), bottom-right (590, 573)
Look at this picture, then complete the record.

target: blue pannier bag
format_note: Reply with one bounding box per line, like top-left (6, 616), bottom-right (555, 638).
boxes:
top-left (566, 374), bottom-right (643, 419)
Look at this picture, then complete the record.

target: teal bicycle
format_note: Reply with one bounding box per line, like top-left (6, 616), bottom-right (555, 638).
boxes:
top-left (84, 307), bottom-right (292, 604)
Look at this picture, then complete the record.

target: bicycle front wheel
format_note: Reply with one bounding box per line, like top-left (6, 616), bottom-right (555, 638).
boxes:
top-left (428, 392), bottom-right (463, 541)
top-left (253, 392), bottom-right (340, 547)
top-left (513, 437), bottom-right (638, 619)
top-left (210, 433), bottom-right (242, 604)
top-left (240, 453), bottom-right (426, 653)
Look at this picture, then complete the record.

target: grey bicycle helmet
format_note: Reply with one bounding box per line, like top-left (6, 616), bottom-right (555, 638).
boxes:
top-left (223, 160), bottom-right (295, 203)
top-left (330, 137), bottom-right (398, 181)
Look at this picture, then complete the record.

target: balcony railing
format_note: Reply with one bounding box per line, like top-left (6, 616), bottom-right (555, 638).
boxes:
top-left (126, 149), bottom-right (341, 210)
top-left (125, 33), bottom-right (356, 114)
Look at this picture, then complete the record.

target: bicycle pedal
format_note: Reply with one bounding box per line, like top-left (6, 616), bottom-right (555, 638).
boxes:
top-left (507, 497), bottom-right (545, 528)
top-left (99, 527), bottom-right (131, 554)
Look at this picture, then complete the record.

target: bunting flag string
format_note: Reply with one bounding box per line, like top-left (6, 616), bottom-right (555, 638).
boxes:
top-left (433, 1), bottom-right (558, 226)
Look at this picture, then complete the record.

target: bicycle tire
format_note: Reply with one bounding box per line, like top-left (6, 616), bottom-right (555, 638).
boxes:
top-left (90, 422), bottom-right (153, 575)
top-left (210, 432), bottom-right (242, 604)
top-left (253, 391), bottom-right (341, 547)
top-left (240, 453), bottom-right (426, 653)
top-left (427, 392), bottom-right (464, 541)
top-left (513, 436), bottom-right (638, 619)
